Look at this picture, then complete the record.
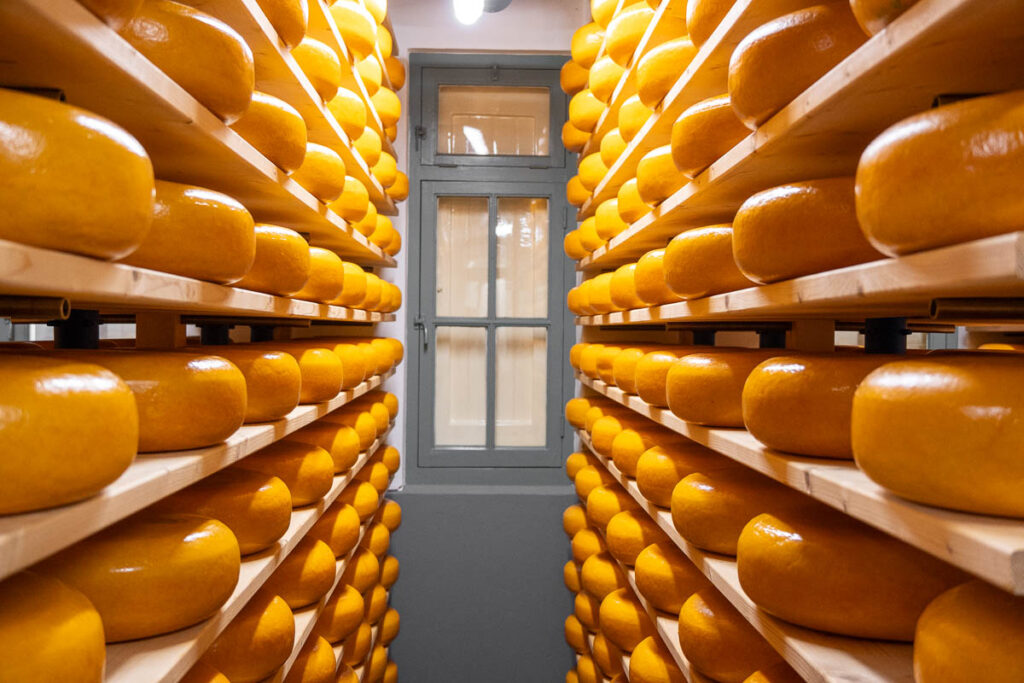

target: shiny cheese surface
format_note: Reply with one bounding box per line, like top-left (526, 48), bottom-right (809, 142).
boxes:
top-left (671, 94), bottom-right (749, 179)
top-left (664, 225), bottom-right (752, 300)
top-left (292, 143), bottom-right (347, 202)
top-left (629, 636), bottom-right (685, 683)
top-left (665, 349), bottom-right (779, 427)
top-left (264, 537), bottom-right (337, 609)
top-left (253, 0), bottom-right (308, 48)
top-left (599, 587), bottom-right (656, 651)
top-left (230, 90), bottom-right (307, 172)
top-left (294, 246), bottom-right (346, 303)
top-left (637, 38), bottom-right (698, 108)
top-left (202, 592), bottom-right (295, 683)
top-left (193, 346), bottom-right (301, 423)
top-left (236, 224), bottom-right (311, 296)
top-left (634, 542), bottom-right (710, 614)
top-left (242, 440), bottom-right (334, 507)
top-left (330, 1), bottom-right (377, 61)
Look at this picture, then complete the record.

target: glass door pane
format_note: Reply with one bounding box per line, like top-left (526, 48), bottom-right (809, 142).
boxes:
top-left (434, 327), bottom-right (487, 446)
top-left (496, 197), bottom-right (548, 318)
top-left (495, 327), bottom-right (547, 447)
top-left (436, 196), bottom-right (489, 317)
top-left (437, 86), bottom-right (551, 156)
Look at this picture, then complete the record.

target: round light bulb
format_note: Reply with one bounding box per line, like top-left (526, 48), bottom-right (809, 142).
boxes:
top-left (454, 0), bottom-right (484, 24)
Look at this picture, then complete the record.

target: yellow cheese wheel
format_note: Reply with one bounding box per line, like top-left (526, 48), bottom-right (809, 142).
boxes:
top-left (629, 635), bottom-right (684, 683)
top-left (80, 0), bottom-right (144, 29)
top-left (328, 261), bottom-right (367, 308)
top-left (253, 0), bottom-right (307, 48)
top-left (601, 129), bottom-right (627, 169)
top-left (360, 521), bottom-right (391, 558)
top-left (687, 0), bottom-right (736, 46)
top-left (293, 143), bottom-right (347, 202)
top-left (665, 348), bottom-right (779, 427)
top-left (594, 632), bottom-right (625, 678)
top-left (318, 584), bottom-right (364, 642)
top-left (588, 485), bottom-right (642, 531)
top-left (591, 0), bottom-right (618, 27)
top-left (575, 464), bottom-right (617, 504)
top-left (671, 468), bottom-right (808, 555)
top-left (579, 153), bottom-right (610, 192)
top-left (381, 607), bottom-right (400, 644)
top-left (372, 152), bottom-right (398, 189)
top-left (341, 548), bottom-right (381, 594)
top-left (356, 55), bottom-right (383, 97)
top-left (561, 59), bottom-right (591, 95)
top-left (671, 94), bottom-right (748, 179)
top-left (850, 0), bottom-right (920, 35)
top-left (678, 588), bottom-right (782, 682)
top-left (0, 89), bottom-right (154, 260)
top-left (586, 273), bottom-right (617, 315)
top-left (119, 0), bottom-right (254, 123)
top-left (383, 662), bottom-right (398, 683)
top-left (155, 467), bottom-right (291, 555)
top-left (0, 355), bottom-right (137, 515)
top-left (39, 512), bottom-right (240, 641)
top-left (192, 346), bottom-right (301, 423)
top-left (664, 225), bottom-right (752, 299)
top-left (320, 408), bottom-right (377, 449)
top-left (742, 353), bottom-right (895, 459)
top-left (743, 663), bottom-right (804, 683)
top-left (637, 38), bottom-right (698, 108)
top-left (364, 0), bottom-right (387, 24)
top-left (203, 592), bottom-right (295, 683)
top-left (606, 510), bottom-right (663, 566)
top-left (618, 178), bottom-right (651, 223)
top-left (339, 480), bottom-right (381, 520)
top-left (857, 90), bottom-right (1024, 256)
top-left (374, 500), bottom-right (400, 533)
top-left (620, 94), bottom-right (653, 141)
top-left (330, 1), bottom-right (377, 60)
top-left (578, 655), bottom-right (601, 683)
top-left (380, 445), bottom-right (401, 474)
top-left (236, 225), bottom-right (311, 296)
top-left (384, 56), bottom-right (406, 90)
top-left (600, 587), bottom-right (656, 651)
top-left (581, 552), bottom-right (629, 600)
top-left (310, 502), bottom-right (361, 557)
top-left (737, 505), bottom-right (968, 640)
top-left (377, 27), bottom-right (393, 58)
top-left (596, 345), bottom-right (627, 384)
top-left (565, 231), bottom-right (591, 261)
top-left (120, 180), bottom-right (256, 284)
top-left (358, 459), bottom-right (391, 494)
top-left (572, 22), bottom-right (605, 69)
top-left (563, 121), bottom-right (591, 153)
top-left (263, 537), bottom-right (337, 609)
top-left (577, 217), bottom-right (606, 253)
top-left (634, 542), bottom-right (710, 614)
top-left (337, 664), bottom-right (359, 683)
top-left (568, 398), bottom-right (597, 430)
top-left (606, 4), bottom-right (656, 67)
top-left (329, 176), bottom-right (370, 222)
top-left (915, 580), bottom-right (1024, 683)
top-left (328, 88), bottom-right (368, 141)
top-left (565, 503), bottom-right (591, 539)
top-left (286, 422), bottom-right (358, 474)
top-left (596, 199), bottom-right (629, 241)
top-left (572, 526), bottom-right (609, 565)
top-left (610, 347), bottom-right (654, 395)
top-left (567, 672), bottom-right (580, 683)
top-left (341, 621), bottom-right (373, 665)
top-left (0, 571), bottom-right (106, 682)
top-left (371, 88), bottom-right (401, 128)
top-left (565, 559), bottom-right (584, 593)
top-left (54, 349), bottom-right (246, 452)
top-left (610, 425), bottom-right (667, 477)
top-left (608, 264), bottom-right (645, 311)
top-left (387, 170), bottom-right (409, 201)
top-left (272, 345), bottom-right (343, 403)
top-left (636, 441), bottom-right (724, 508)
top-left (568, 175), bottom-right (592, 207)
top-left (369, 215), bottom-right (396, 250)
top-left (637, 145), bottom-right (686, 205)
top-left (575, 591), bottom-right (601, 631)
top-left (241, 440), bottom-right (333, 507)
top-left (728, 4), bottom-right (865, 129)
top-left (571, 90), bottom-right (607, 134)
top-left (853, 356), bottom-right (1024, 517)
top-left (294, 246), bottom-right (346, 302)
top-left (365, 584), bottom-right (389, 624)
top-left (180, 660), bottom-right (230, 683)
top-left (379, 554), bottom-right (399, 590)
top-left (354, 128), bottom-right (383, 168)
top-left (635, 249), bottom-right (685, 306)
top-left (635, 349), bottom-right (682, 407)
top-left (284, 636), bottom-right (336, 683)
top-left (231, 90), bottom-right (307, 172)
top-left (352, 201), bottom-right (379, 237)
top-left (365, 645), bottom-right (388, 682)
top-left (590, 56), bottom-right (626, 103)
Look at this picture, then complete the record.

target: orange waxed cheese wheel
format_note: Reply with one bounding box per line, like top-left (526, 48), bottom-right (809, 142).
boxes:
top-left (566, 449), bottom-right (594, 478)
top-left (263, 538), bottom-right (338, 609)
top-left (330, 1), bottom-right (377, 61)
top-left (309, 502), bottom-right (361, 556)
top-left (593, 633), bottom-right (625, 678)
top-left (387, 170), bottom-right (410, 201)
top-left (572, 22), bottom-right (605, 69)
top-left (563, 121), bottom-right (591, 153)
top-left (687, 0), bottom-right (736, 46)
top-left (736, 504), bottom-right (968, 640)
top-left (610, 426), bottom-right (661, 477)
top-left (664, 225), bottom-right (752, 300)
top-left (629, 636), bottom-right (685, 683)
top-left (119, 180), bottom-right (256, 285)
top-left (565, 230), bottom-right (591, 260)
top-left (271, 346), bottom-right (343, 404)
top-left (606, 4), bottom-right (656, 67)
top-left (561, 60), bottom-right (590, 95)
top-left (193, 346), bottom-right (301, 423)
top-left (230, 91), bottom-right (308, 172)
top-left (578, 217), bottom-right (607, 252)
top-left (564, 504), bottom-right (590, 538)
top-left (636, 38), bottom-right (698, 108)
top-left (236, 225), bottom-right (311, 296)
top-left (379, 500), bottom-right (402, 532)
top-left (581, 552), bottom-right (628, 600)
top-left (292, 143), bottom-right (347, 202)
top-left (566, 615), bottom-right (588, 653)
top-left (364, 585), bottom-right (389, 625)
top-left (329, 176), bottom-right (370, 222)
top-left (579, 153), bottom-right (610, 192)
top-left (287, 421), bottom-right (360, 473)
top-left (357, 55), bottom-right (383, 96)
top-left (292, 36), bottom-right (343, 102)
top-left (0, 571), bottom-right (106, 682)
top-left (371, 88), bottom-right (401, 128)
top-left (180, 660), bottom-right (230, 683)
top-left (337, 664), bottom-right (359, 683)
top-left (609, 264), bottom-right (646, 311)
top-left (666, 349), bottom-right (780, 427)
top-left (600, 129), bottom-right (627, 168)
top-left (572, 527), bottom-right (608, 565)
top-left (38, 512), bottom-right (241, 642)
top-left (339, 481), bottom-right (381, 520)
top-left (637, 146), bottom-right (686, 206)
top-left (575, 591), bottom-right (601, 632)
top-left (241, 440), bottom-right (334, 507)
top-left (372, 152), bottom-right (398, 189)
top-left (360, 521), bottom-right (391, 557)
top-left (0, 355), bottom-right (138, 515)
top-left (253, 0), bottom-right (307, 48)
top-left (634, 542), bottom-right (710, 614)
top-left (385, 56), bottom-right (406, 91)
top-left (332, 261), bottom-right (368, 308)
top-left (355, 128), bottom-right (383, 168)
top-left (596, 346), bottom-right (626, 385)
top-left (575, 465), bottom-right (616, 504)
top-left (590, 0), bottom-right (618, 27)
top-left (119, 0), bottom-right (254, 123)
top-left (586, 273), bottom-right (617, 315)
top-left (590, 56), bottom-right (626, 104)
top-left (328, 88), bottom-right (368, 141)
top-left (341, 622), bottom-right (373, 665)
top-left (850, 0), bottom-right (921, 35)
top-left (619, 94), bottom-right (653, 142)
top-left (596, 199), bottom-right (629, 241)
top-left (341, 548), bottom-right (380, 594)
top-left (671, 94), bottom-right (749, 179)
top-left (606, 510), bottom-right (663, 566)
top-left (570, 90), bottom-right (606, 134)
top-left (380, 445), bottom-right (401, 474)
top-left (587, 484), bottom-right (641, 530)
top-left (284, 636), bottom-right (336, 683)
top-left (728, 4), bottom-right (866, 129)
top-left (380, 607), bottom-right (400, 645)
top-left (203, 592), bottom-right (295, 683)
top-left (610, 347), bottom-right (653, 395)
top-left (599, 587), bottom-right (656, 651)
top-left (578, 656), bottom-right (601, 683)
top-left (320, 408), bottom-right (378, 449)
top-left (635, 350), bottom-right (680, 407)
top-left (568, 175), bottom-right (592, 207)
top-left (618, 178), bottom-right (651, 223)
top-left (744, 663), bottom-right (804, 683)
top-left (635, 441), bottom-right (725, 508)
top-left (294, 247), bottom-right (346, 302)
top-left (318, 584), bottom-right (364, 643)
top-left (380, 555), bottom-right (399, 590)
top-left (564, 560), bottom-right (583, 593)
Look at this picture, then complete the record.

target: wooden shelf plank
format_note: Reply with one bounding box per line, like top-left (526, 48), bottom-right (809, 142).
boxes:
top-left (576, 232), bottom-right (1024, 325)
top-left (578, 0), bottom-right (1024, 270)
top-left (0, 369), bottom-right (395, 581)
top-left (0, 0), bottom-right (395, 266)
top-left (576, 372), bottom-right (1024, 596)
top-left (577, 430), bottom-right (914, 683)
top-left (0, 240), bottom-right (397, 322)
top-left (104, 429), bottom-right (393, 683)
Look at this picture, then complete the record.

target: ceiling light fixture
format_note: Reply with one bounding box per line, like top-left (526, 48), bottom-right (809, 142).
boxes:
top-left (453, 0), bottom-right (484, 24)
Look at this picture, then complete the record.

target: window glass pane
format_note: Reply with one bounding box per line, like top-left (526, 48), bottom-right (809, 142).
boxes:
top-left (495, 327), bottom-right (547, 447)
top-left (436, 196), bottom-right (488, 317)
top-left (434, 327), bottom-right (487, 446)
top-left (496, 197), bottom-right (548, 318)
top-left (438, 86), bottom-right (550, 156)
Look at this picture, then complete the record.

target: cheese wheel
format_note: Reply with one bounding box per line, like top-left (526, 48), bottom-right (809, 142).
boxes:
top-left (578, 218), bottom-right (607, 253)
top-left (594, 632), bottom-right (626, 678)
top-left (353, 202), bottom-right (379, 238)
top-left (320, 408), bottom-right (377, 449)
top-left (53, 349), bottom-right (246, 452)
top-left (380, 607), bottom-right (400, 644)
top-left (608, 264), bottom-right (646, 311)
top-left (364, 584), bottom-right (389, 624)
top-left (231, 91), bottom-right (307, 172)
top-left (666, 349), bottom-right (779, 427)
top-left (565, 504), bottom-right (590, 540)
top-left (581, 552), bottom-right (628, 600)
top-left (618, 178), bottom-right (651, 223)
top-left (154, 468), bottom-right (292, 555)
top-left (203, 592), bottom-right (294, 683)
top-left (568, 175), bottom-right (592, 207)
top-left (671, 95), bottom-right (749, 178)
top-left (743, 663), bottom-right (803, 683)
top-left (39, 512), bottom-right (240, 641)
top-left (596, 200), bottom-right (629, 241)
top-left (363, 0), bottom-right (386, 23)
top-left (274, 345), bottom-right (343, 403)
top-left (572, 527), bottom-right (608, 565)
top-left (590, 56), bottom-right (626, 104)
top-left (570, 90), bottom-right (606, 133)
top-left (236, 225), bottom-right (311, 296)
top-left (288, 420), bottom-right (360, 472)
top-left (293, 143), bottom-right (347, 202)
top-left (0, 572), bottom-right (105, 682)
top-left (600, 128), bottom-right (627, 168)
top-left (0, 89), bottom-right (154, 260)
top-left (592, 413), bottom-right (650, 456)
top-left (610, 347), bottom-right (654, 395)
top-left (736, 505), bottom-right (968, 640)
top-left (383, 662), bottom-right (398, 683)
top-left (686, 0), bottom-right (736, 46)
top-left (630, 636), bottom-right (684, 683)
top-left (328, 88), bottom-right (368, 141)
top-left (599, 588), bottom-right (656, 651)
top-left (355, 128), bottom-right (383, 168)
top-left (572, 23), bottom-right (605, 69)
top-left (853, 356), bottom-right (1024, 517)
top-left (637, 146), bottom-right (687, 205)
top-left (915, 580), bottom-right (1024, 683)
top-left (310, 502), bottom-right (361, 558)
top-left (670, 468), bottom-right (807, 555)
top-left (578, 656), bottom-right (601, 683)
top-left (579, 153), bottom-right (610, 192)
top-left (330, 1), bottom-right (377, 60)
top-left (856, 90), bottom-right (1024, 256)
top-left (294, 246), bottom-right (346, 302)
top-left (241, 440), bottom-right (333, 507)
top-left (565, 231), bottom-right (591, 261)
top-left (337, 665), bottom-right (359, 683)
top-left (728, 4), bottom-right (866, 129)
top-left (371, 88), bottom-right (401, 128)
top-left (253, 0), bottom-right (307, 48)
top-left (742, 353), bottom-right (896, 459)
top-left (635, 349), bottom-right (682, 407)
top-left (620, 94), bottom-right (653, 141)
top-left (384, 56), bottom-right (406, 90)
top-left (119, 0), bottom-right (254, 123)
top-left (678, 588), bottom-right (782, 682)
top-left (328, 262), bottom-right (367, 308)
top-left (379, 555), bottom-right (399, 589)
top-left (634, 542), bottom-right (710, 614)
top-left (664, 225), bottom-right (752, 299)
top-left (341, 548), bottom-right (381, 594)
top-left (610, 426), bottom-right (667, 477)
top-left (587, 485), bottom-right (642, 530)
top-left (80, 0), bottom-right (144, 28)
top-left (567, 452), bottom-right (594, 485)
top-left (365, 645), bottom-right (388, 682)
top-left (360, 522), bottom-right (391, 558)
top-left (575, 591), bottom-right (601, 631)
top-left (0, 355), bottom-right (137, 514)
top-left (637, 38), bottom-right (698, 108)
top-left (591, 0), bottom-right (618, 27)
top-left (635, 250), bottom-right (685, 306)
top-left (563, 121), bottom-right (591, 153)
top-left (636, 441), bottom-right (724, 508)
top-left (369, 215), bottom-right (396, 251)
top-left (606, 510), bottom-right (663, 566)
top-left (284, 636), bottom-right (335, 683)
top-left (607, 4), bottom-right (656, 67)
top-left (586, 273), bottom-right (617, 315)
top-left (596, 345), bottom-right (627, 384)
top-left (387, 170), bottom-right (409, 201)
top-left (850, 0), bottom-right (920, 35)
top-left (329, 176), bottom-right (370, 222)
top-left (180, 661), bottom-right (230, 683)
top-left (357, 55), bottom-right (383, 96)
top-left (565, 560), bottom-right (584, 593)
top-left (568, 398), bottom-right (597, 429)
top-left (192, 346), bottom-right (301, 423)
top-left (262, 537), bottom-right (337, 609)
top-left (317, 584), bottom-right (364, 643)
top-left (120, 180), bottom-right (256, 284)
top-left (562, 60), bottom-right (591, 95)
top-left (358, 460), bottom-right (392, 494)
top-left (575, 464), bottom-right (617, 505)
top-left (372, 152), bottom-right (398, 189)
top-left (341, 621), bottom-right (373, 665)
top-left (378, 444), bottom-right (401, 475)
top-left (338, 480), bottom-right (381, 521)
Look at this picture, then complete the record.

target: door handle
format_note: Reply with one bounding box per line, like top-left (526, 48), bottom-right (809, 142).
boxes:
top-left (414, 318), bottom-right (430, 351)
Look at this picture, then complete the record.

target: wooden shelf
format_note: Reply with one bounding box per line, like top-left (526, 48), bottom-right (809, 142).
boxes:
top-left (578, 430), bottom-right (914, 683)
top-left (576, 232), bottom-right (1024, 325)
top-left (577, 0), bottom-right (1024, 269)
top-left (104, 428), bottom-right (393, 683)
top-left (0, 240), bottom-right (397, 322)
top-left (576, 372), bottom-right (1024, 596)
top-left (0, 369), bottom-right (395, 581)
top-left (0, 0), bottom-right (395, 266)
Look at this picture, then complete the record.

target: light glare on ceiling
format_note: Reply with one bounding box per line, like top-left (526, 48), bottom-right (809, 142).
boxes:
top-left (454, 0), bottom-right (484, 24)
